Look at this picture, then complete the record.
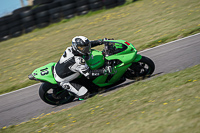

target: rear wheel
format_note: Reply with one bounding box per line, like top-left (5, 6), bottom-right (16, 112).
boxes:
top-left (125, 56), bottom-right (155, 80)
top-left (39, 82), bottom-right (75, 105)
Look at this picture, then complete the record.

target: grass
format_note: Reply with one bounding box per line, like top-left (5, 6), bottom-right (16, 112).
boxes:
top-left (0, 0), bottom-right (200, 94)
top-left (1, 64), bottom-right (200, 132)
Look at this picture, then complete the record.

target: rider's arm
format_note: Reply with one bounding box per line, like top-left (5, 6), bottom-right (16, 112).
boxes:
top-left (90, 39), bottom-right (103, 48)
top-left (90, 38), bottom-right (114, 47)
top-left (74, 57), bottom-right (104, 79)
top-left (74, 57), bottom-right (111, 79)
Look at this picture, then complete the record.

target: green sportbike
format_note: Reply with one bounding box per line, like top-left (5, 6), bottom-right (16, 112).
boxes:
top-left (28, 40), bottom-right (155, 105)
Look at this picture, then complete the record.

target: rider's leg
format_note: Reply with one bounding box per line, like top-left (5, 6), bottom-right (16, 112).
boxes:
top-left (60, 82), bottom-right (89, 99)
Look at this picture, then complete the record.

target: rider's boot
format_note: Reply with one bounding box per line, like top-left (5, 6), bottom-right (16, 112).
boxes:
top-left (78, 92), bottom-right (90, 101)
top-left (61, 82), bottom-right (89, 100)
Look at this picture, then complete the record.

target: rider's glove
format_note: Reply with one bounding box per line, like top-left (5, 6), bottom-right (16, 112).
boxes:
top-left (103, 38), bottom-right (108, 41)
top-left (99, 38), bottom-right (114, 45)
top-left (98, 38), bottom-right (105, 44)
top-left (98, 38), bottom-right (108, 44)
top-left (103, 38), bottom-right (114, 41)
top-left (103, 66), bottom-right (112, 75)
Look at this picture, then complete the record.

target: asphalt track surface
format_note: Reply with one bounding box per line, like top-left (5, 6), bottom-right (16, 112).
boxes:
top-left (0, 33), bottom-right (200, 128)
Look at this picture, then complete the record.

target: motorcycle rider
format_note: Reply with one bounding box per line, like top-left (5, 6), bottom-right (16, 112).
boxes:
top-left (53, 36), bottom-right (112, 100)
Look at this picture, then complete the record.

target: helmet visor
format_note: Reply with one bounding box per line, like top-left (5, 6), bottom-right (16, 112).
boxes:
top-left (77, 44), bottom-right (91, 54)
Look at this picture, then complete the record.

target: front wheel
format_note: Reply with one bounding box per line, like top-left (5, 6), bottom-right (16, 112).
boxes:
top-left (125, 56), bottom-right (155, 80)
top-left (39, 82), bottom-right (75, 105)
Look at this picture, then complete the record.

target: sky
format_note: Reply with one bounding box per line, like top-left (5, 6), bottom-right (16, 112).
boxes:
top-left (0, 0), bottom-right (28, 17)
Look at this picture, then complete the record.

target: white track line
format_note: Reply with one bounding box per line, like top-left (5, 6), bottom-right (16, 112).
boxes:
top-left (0, 83), bottom-right (40, 97)
top-left (138, 33), bottom-right (200, 53)
top-left (1, 33), bottom-right (200, 97)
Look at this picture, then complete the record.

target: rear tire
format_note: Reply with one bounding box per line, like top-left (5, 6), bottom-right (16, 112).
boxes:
top-left (125, 56), bottom-right (155, 80)
top-left (39, 82), bottom-right (75, 105)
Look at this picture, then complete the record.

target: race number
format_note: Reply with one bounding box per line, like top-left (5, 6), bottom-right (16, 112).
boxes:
top-left (40, 68), bottom-right (49, 76)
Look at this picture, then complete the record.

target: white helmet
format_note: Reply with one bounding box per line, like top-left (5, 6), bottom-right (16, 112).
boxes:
top-left (72, 36), bottom-right (91, 55)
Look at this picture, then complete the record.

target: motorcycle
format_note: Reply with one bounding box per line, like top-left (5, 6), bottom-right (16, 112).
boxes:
top-left (28, 39), bottom-right (155, 105)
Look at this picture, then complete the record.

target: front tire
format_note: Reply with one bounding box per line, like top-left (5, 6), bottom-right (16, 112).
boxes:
top-left (125, 56), bottom-right (155, 80)
top-left (39, 82), bottom-right (75, 105)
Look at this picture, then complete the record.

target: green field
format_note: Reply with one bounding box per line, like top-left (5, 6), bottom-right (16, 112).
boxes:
top-left (1, 64), bottom-right (199, 132)
top-left (0, 0), bottom-right (200, 94)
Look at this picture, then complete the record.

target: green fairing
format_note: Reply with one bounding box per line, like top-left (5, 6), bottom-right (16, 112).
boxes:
top-left (32, 62), bottom-right (57, 84)
top-left (105, 40), bottom-right (138, 64)
top-left (85, 49), bottom-right (104, 70)
top-left (133, 54), bottom-right (142, 62)
top-left (88, 40), bottom-right (139, 87)
top-left (92, 64), bottom-right (131, 87)
top-left (31, 40), bottom-right (143, 87)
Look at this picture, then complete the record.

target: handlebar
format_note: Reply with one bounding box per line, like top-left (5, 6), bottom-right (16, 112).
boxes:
top-left (103, 41), bottom-right (115, 57)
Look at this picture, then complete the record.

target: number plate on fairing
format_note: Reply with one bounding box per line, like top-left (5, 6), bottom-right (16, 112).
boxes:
top-left (32, 62), bottom-right (57, 84)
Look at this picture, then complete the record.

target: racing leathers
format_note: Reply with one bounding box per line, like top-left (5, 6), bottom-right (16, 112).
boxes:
top-left (53, 40), bottom-right (110, 98)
